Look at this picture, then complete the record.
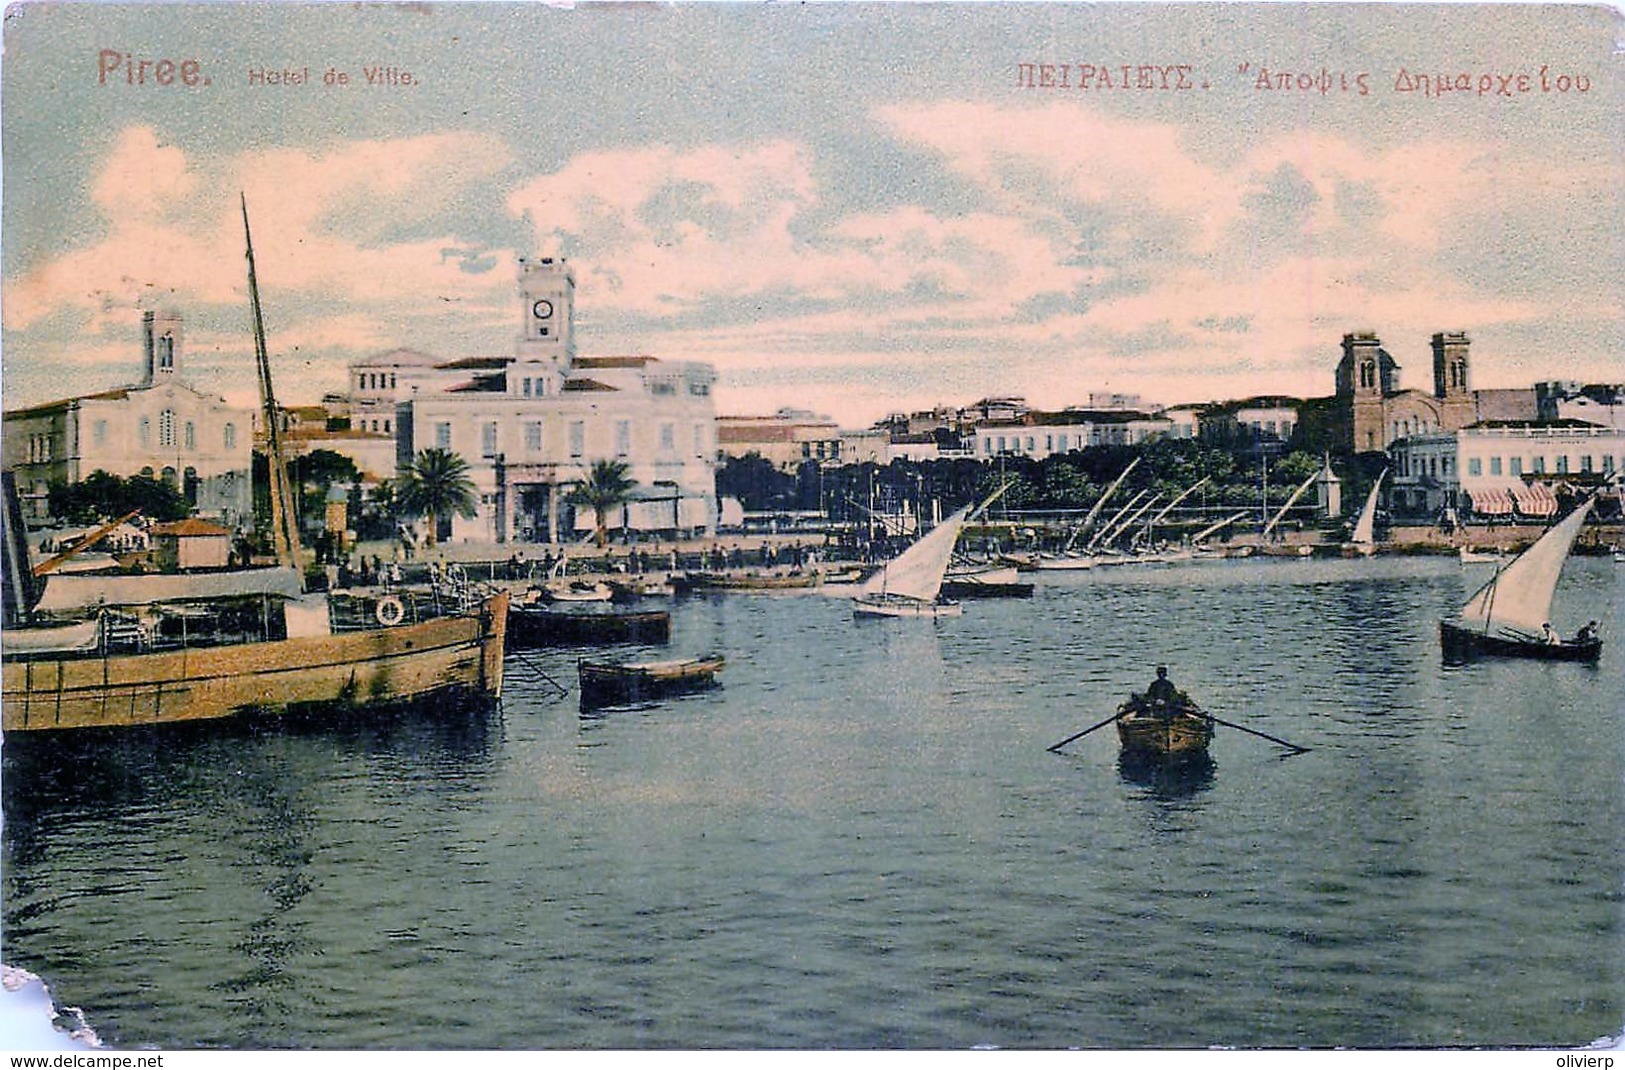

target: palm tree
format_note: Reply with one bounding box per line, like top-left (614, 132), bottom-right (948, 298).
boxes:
top-left (398, 448), bottom-right (478, 547)
top-left (568, 459), bottom-right (638, 548)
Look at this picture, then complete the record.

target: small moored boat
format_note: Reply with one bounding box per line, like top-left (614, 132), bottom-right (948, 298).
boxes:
top-left (509, 601), bottom-right (671, 647)
top-left (577, 654), bottom-right (725, 707)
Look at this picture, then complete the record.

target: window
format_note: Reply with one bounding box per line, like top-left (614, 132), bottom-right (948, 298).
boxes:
top-left (660, 423), bottom-right (675, 451)
top-left (525, 421), bottom-right (543, 453)
top-left (184, 422), bottom-right (195, 450)
top-left (158, 409), bottom-right (176, 448)
top-left (615, 420), bottom-right (631, 457)
top-left (1582, 455), bottom-right (1593, 473)
top-left (1556, 455), bottom-right (1569, 474)
top-left (224, 423), bottom-right (237, 450)
top-left (482, 422), bottom-right (498, 458)
top-left (1468, 458), bottom-right (1481, 476)
top-left (435, 422), bottom-right (452, 449)
top-left (523, 378), bottom-right (532, 398)
top-left (389, 374), bottom-right (396, 390)
top-left (139, 418), bottom-right (151, 447)
top-left (1511, 457), bottom-right (1523, 475)
top-left (1490, 456), bottom-right (1502, 476)
top-left (569, 421), bottom-right (585, 458)
top-left (693, 424), bottom-right (706, 455)
top-left (1533, 456), bottom-right (1546, 474)
top-left (1603, 455), bottom-right (1616, 473)
top-left (93, 420), bottom-right (107, 446)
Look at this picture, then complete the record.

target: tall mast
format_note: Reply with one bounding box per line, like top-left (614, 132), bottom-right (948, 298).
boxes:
top-left (242, 194), bottom-right (306, 581)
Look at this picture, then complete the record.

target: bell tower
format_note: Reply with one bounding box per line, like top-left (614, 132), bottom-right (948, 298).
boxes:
top-left (142, 310), bottom-right (184, 385)
top-left (1338, 332), bottom-right (1394, 453)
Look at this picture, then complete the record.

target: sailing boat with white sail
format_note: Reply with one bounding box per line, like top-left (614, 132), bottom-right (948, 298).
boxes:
top-left (1439, 495), bottom-right (1601, 662)
top-left (1340, 469), bottom-right (1386, 557)
top-left (853, 504), bottom-right (973, 618)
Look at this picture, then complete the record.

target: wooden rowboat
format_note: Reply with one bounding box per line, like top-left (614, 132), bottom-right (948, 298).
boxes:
top-left (578, 654), bottom-right (724, 708)
top-left (1114, 695), bottom-right (1214, 759)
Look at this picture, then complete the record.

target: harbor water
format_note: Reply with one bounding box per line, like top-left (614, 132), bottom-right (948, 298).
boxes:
top-left (3, 555), bottom-right (1620, 1049)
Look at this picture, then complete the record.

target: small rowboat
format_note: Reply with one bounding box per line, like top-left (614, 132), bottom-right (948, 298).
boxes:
top-left (578, 654), bottom-right (725, 708)
top-left (1114, 695), bottom-right (1214, 759)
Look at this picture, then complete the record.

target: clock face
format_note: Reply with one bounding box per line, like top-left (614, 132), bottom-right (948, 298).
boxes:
top-left (532, 299), bottom-right (554, 320)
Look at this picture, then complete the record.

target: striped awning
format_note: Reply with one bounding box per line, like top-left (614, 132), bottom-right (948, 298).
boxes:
top-left (1513, 481), bottom-right (1559, 517)
top-left (1467, 485), bottom-right (1514, 516)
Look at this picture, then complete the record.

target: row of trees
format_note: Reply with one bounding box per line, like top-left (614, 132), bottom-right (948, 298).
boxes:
top-left (288, 448), bottom-right (638, 549)
top-left (719, 438), bottom-right (1372, 525)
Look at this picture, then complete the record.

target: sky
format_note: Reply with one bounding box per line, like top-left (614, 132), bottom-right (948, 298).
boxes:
top-left (1, 2), bottom-right (1619, 427)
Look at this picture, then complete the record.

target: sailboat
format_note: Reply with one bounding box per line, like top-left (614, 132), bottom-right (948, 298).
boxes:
top-left (852, 504), bottom-right (972, 618)
top-left (2, 197), bottom-right (509, 733)
top-left (1439, 495), bottom-right (1601, 663)
top-left (1340, 469), bottom-right (1386, 557)
top-left (1255, 470), bottom-right (1318, 557)
top-left (1034, 460), bottom-right (1138, 570)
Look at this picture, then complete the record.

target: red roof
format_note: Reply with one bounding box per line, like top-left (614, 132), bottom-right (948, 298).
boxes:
top-left (576, 355), bottom-right (659, 369)
top-left (562, 378), bottom-right (619, 392)
top-left (148, 519), bottom-right (233, 538)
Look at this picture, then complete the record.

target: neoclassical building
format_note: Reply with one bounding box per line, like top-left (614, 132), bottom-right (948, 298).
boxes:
top-left (391, 258), bottom-right (719, 544)
top-left (1334, 331), bottom-right (1535, 453)
top-left (2, 311), bottom-right (255, 524)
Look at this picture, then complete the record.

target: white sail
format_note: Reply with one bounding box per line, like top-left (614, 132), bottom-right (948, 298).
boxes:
top-left (858, 505), bottom-right (971, 602)
top-left (1350, 470), bottom-right (1387, 546)
top-left (1262, 471), bottom-right (1318, 539)
top-left (1455, 497), bottom-right (1593, 638)
top-left (1064, 459), bottom-right (1138, 551)
top-left (1192, 511), bottom-right (1249, 544)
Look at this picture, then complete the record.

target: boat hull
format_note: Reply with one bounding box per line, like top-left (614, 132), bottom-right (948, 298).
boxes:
top-left (851, 594), bottom-right (963, 618)
top-left (673, 571), bottom-right (821, 592)
top-left (939, 579), bottom-right (1033, 599)
top-left (1439, 619), bottom-right (1601, 663)
top-left (2, 591), bottom-right (508, 733)
top-left (578, 655), bottom-right (724, 707)
top-left (1115, 705), bottom-right (1214, 758)
top-left (509, 605), bottom-right (671, 647)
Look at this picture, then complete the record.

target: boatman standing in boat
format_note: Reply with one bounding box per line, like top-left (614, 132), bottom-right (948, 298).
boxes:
top-left (1147, 665), bottom-right (1180, 707)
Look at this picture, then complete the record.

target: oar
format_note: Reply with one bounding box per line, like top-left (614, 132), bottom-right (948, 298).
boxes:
top-left (1204, 713), bottom-right (1309, 754)
top-left (1047, 710), bottom-right (1125, 753)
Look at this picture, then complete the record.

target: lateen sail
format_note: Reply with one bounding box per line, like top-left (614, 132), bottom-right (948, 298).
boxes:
top-left (1351, 470), bottom-right (1387, 546)
top-left (858, 505), bottom-right (972, 602)
top-left (1455, 497), bottom-right (1593, 638)
top-left (1262, 471), bottom-right (1318, 539)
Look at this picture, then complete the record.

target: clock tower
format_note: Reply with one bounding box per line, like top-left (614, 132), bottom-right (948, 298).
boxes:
top-left (516, 257), bottom-right (575, 366)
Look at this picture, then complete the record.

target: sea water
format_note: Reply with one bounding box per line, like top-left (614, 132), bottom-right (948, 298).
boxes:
top-left (3, 555), bottom-right (1619, 1049)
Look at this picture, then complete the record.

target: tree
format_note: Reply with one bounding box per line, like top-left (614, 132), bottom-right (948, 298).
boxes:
top-left (567, 459), bottom-right (638, 548)
top-left (397, 448), bottom-right (478, 547)
top-left (47, 470), bottom-right (189, 526)
top-left (291, 448), bottom-right (361, 527)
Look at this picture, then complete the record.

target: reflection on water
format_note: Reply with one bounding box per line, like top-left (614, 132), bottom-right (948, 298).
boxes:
top-left (3, 556), bottom-right (1619, 1049)
top-left (1116, 751), bottom-right (1216, 797)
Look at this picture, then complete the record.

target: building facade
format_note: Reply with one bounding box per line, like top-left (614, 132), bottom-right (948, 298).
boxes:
top-left (395, 258), bottom-right (718, 544)
top-left (717, 410), bottom-right (845, 470)
top-left (973, 410), bottom-right (1173, 460)
top-left (2, 311), bottom-right (254, 524)
top-left (1389, 421), bottom-right (1624, 521)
